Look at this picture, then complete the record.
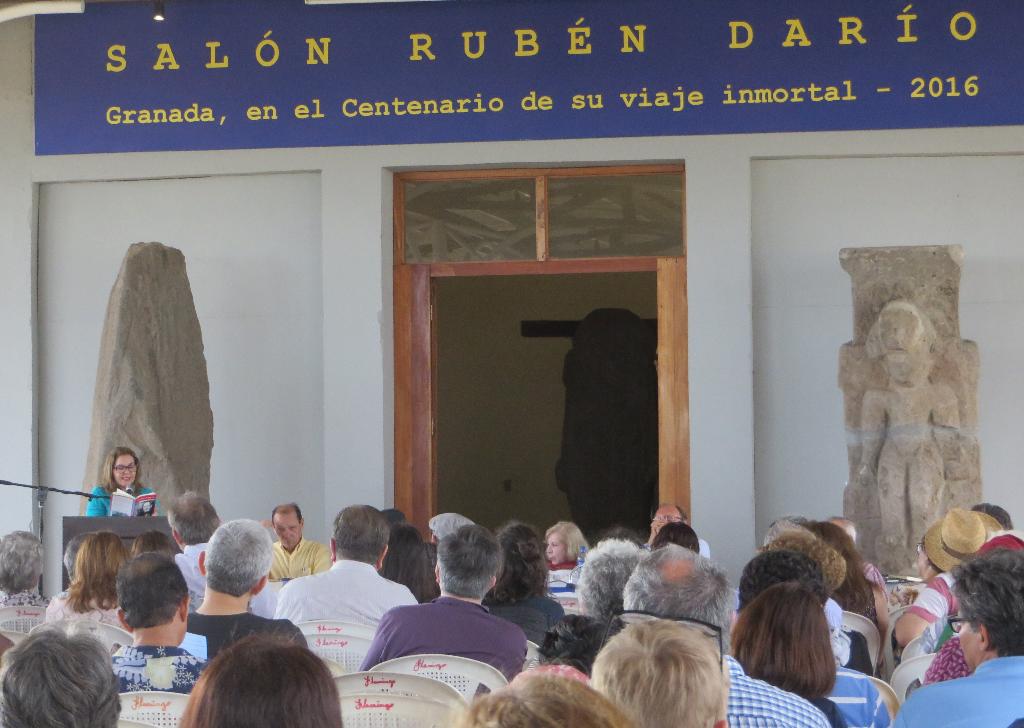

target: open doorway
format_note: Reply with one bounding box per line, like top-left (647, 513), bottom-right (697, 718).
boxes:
top-left (393, 165), bottom-right (689, 534)
top-left (434, 272), bottom-right (656, 531)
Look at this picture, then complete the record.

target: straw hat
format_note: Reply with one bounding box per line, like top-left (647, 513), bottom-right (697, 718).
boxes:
top-left (922, 508), bottom-right (997, 573)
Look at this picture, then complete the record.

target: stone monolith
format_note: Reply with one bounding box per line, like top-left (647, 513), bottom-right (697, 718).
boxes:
top-left (82, 242), bottom-right (213, 510)
top-left (839, 245), bottom-right (980, 575)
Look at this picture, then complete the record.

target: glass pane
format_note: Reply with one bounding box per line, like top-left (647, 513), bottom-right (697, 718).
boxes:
top-left (548, 174), bottom-right (684, 258)
top-left (403, 179), bottom-right (536, 262)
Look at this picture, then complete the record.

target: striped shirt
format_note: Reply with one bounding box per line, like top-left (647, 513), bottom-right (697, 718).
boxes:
top-left (727, 656), bottom-right (831, 728)
top-left (829, 667), bottom-right (892, 728)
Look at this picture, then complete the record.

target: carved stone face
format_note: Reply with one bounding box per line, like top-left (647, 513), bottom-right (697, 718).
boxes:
top-left (877, 304), bottom-right (932, 386)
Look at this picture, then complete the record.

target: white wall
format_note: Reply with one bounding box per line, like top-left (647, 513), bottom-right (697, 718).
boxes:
top-left (752, 156), bottom-right (1024, 539)
top-left (0, 19), bottom-right (36, 537)
top-left (37, 174), bottom-right (323, 595)
top-left (4, 15), bottom-right (1024, 586)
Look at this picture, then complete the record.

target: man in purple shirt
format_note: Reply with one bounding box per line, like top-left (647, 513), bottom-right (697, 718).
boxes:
top-left (360, 524), bottom-right (526, 680)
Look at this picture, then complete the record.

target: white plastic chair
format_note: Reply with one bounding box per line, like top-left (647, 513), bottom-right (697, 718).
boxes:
top-left (340, 692), bottom-right (456, 728)
top-left (323, 658), bottom-right (349, 677)
top-left (305, 632), bottom-right (375, 674)
top-left (842, 611), bottom-right (881, 670)
top-left (118, 721), bottom-right (159, 728)
top-left (0, 605), bottom-right (46, 633)
top-left (868, 676), bottom-right (899, 720)
top-left (34, 619), bottom-right (132, 653)
top-left (890, 653), bottom-right (936, 703)
top-left (524, 640), bottom-right (541, 670)
top-left (1, 629), bottom-right (28, 645)
top-left (118, 691), bottom-right (191, 728)
top-left (369, 654), bottom-right (508, 699)
top-left (882, 604), bottom-right (911, 680)
top-left (335, 671), bottom-right (466, 708)
top-left (901, 633), bottom-right (928, 661)
top-left (297, 620), bottom-right (378, 641)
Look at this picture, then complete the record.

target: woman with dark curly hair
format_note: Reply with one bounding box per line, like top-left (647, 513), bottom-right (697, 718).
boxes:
top-left (484, 522), bottom-right (565, 643)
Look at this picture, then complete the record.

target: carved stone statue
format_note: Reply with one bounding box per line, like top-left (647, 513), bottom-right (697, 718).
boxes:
top-left (839, 246), bottom-right (981, 574)
top-left (556, 308), bottom-right (658, 536)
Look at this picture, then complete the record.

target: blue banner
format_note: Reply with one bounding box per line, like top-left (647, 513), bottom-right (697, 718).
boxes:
top-left (35, 0), bottom-right (1024, 155)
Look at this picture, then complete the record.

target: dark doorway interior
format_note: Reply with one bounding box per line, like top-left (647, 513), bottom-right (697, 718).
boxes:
top-left (434, 272), bottom-right (656, 532)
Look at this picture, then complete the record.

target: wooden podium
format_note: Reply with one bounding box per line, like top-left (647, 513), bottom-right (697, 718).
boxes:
top-left (61, 516), bottom-right (174, 590)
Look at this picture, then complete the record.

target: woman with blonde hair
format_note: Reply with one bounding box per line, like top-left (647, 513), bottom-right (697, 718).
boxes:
top-left (544, 521), bottom-right (587, 571)
top-left (454, 675), bottom-right (635, 728)
top-left (45, 531), bottom-right (128, 626)
top-left (85, 446), bottom-right (157, 517)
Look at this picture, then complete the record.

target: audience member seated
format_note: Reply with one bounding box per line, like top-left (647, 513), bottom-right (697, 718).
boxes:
top-left (179, 636), bottom-right (343, 728)
top-left (738, 559), bottom-right (891, 728)
top-left (765, 531), bottom-right (872, 673)
top-left (130, 529), bottom-right (179, 558)
top-left (761, 516), bottom-right (813, 548)
top-left (360, 524), bottom-right (527, 680)
top-left (429, 512), bottom-right (474, 543)
top-left (276, 505), bottom-right (415, 625)
top-left (45, 530), bottom-right (127, 627)
top-left (648, 503), bottom-right (710, 557)
top-left (1, 629), bottom-right (121, 728)
top-left (828, 516), bottom-right (888, 605)
top-left (808, 520), bottom-right (890, 640)
top-left (593, 525), bottom-right (646, 546)
top-left (592, 619), bottom-right (729, 728)
top-left (575, 538), bottom-right (643, 623)
top-left (895, 508), bottom-right (995, 650)
top-left (545, 521), bottom-right (588, 571)
top-left (169, 492), bottom-right (276, 618)
top-left (895, 549), bottom-right (1024, 727)
top-left (651, 521), bottom-right (701, 553)
top-left (380, 522), bottom-right (441, 603)
top-left (922, 533), bottom-right (1024, 686)
top-left (268, 502), bottom-right (331, 580)
top-left (454, 674), bottom-right (635, 728)
top-left (62, 532), bottom-right (87, 585)
top-left (623, 545), bottom-right (830, 728)
top-left (85, 446), bottom-right (157, 517)
top-left (187, 519), bottom-right (305, 659)
top-left (0, 531), bottom-right (47, 607)
top-left (971, 502), bottom-right (1014, 531)
top-left (483, 522), bottom-right (564, 643)
top-left (732, 582), bottom-right (849, 727)
top-left (114, 553), bottom-right (205, 693)
top-left (537, 614), bottom-right (608, 678)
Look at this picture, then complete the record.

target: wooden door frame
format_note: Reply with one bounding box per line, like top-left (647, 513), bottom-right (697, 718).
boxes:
top-left (393, 167), bottom-right (690, 534)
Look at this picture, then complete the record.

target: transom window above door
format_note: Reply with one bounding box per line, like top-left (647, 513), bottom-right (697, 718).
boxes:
top-left (397, 166), bottom-right (685, 264)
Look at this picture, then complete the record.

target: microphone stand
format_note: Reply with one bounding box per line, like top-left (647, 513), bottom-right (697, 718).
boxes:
top-left (0, 479), bottom-right (104, 543)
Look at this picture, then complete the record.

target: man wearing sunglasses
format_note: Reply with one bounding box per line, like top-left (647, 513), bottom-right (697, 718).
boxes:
top-left (623, 545), bottom-right (830, 728)
top-left (895, 549), bottom-right (1024, 727)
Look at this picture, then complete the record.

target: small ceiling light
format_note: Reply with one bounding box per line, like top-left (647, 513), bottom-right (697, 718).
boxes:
top-left (153, 0), bottom-right (165, 21)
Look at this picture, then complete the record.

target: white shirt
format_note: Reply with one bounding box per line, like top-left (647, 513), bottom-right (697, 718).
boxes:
top-left (698, 538), bottom-right (711, 558)
top-left (274, 559), bottom-right (416, 626)
top-left (174, 542), bottom-right (277, 619)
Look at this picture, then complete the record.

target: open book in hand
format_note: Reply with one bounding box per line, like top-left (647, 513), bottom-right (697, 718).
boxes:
top-left (109, 489), bottom-right (158, 517)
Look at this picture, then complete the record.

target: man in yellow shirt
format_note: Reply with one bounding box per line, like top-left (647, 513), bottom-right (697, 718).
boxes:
top-left (269, 503), bottom-right (332, 581)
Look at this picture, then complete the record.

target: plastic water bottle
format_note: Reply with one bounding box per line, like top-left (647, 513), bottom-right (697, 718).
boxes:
top-left (570, 546), bottom-right (587, 587)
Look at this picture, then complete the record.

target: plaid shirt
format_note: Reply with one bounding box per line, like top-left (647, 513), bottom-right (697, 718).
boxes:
top-left (727, 656), bottom-right (831, 728)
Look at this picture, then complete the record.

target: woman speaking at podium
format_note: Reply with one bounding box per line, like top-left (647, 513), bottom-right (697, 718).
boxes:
top-left (85, 447), bottom-right (156, 517)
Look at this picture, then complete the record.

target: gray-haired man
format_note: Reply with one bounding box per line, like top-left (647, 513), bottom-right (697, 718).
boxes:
top-left (623, 545), bottom-right (830, 728)
top-left (187, 519), bottom-right (306, 659)
top-left (360, 524), bottom-right (527, 680)
top-left (275, 505), bottom-right (416, 625)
